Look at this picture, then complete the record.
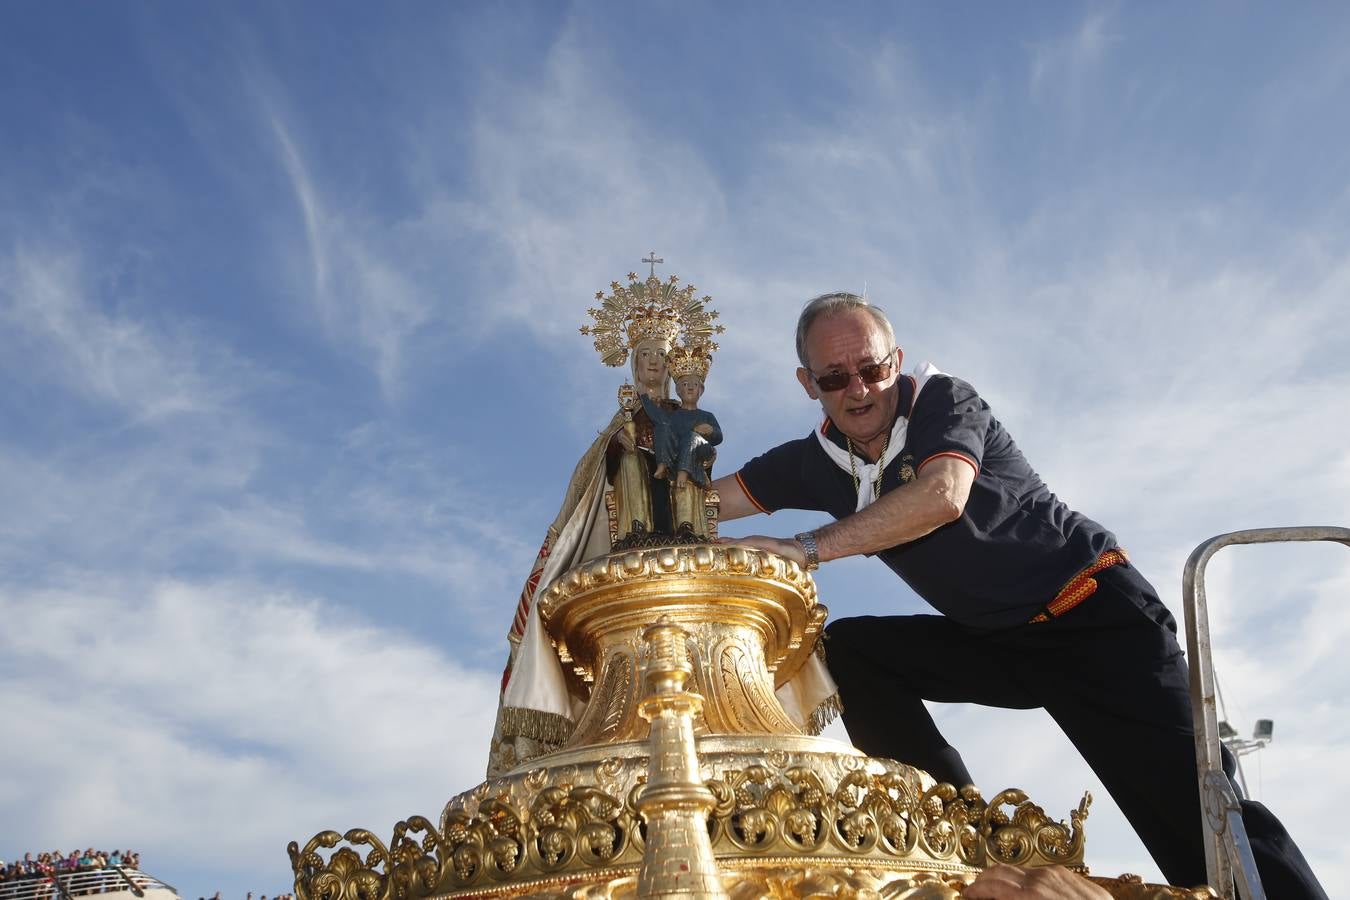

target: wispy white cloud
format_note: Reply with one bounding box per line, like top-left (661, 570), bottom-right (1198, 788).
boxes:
top-left (454, 19), bottom-right (727, 340)
top-left (259, 100), bottom-right (434, 396)
top-left (0, 234), bottom-right (522, 630)
top-left (197, 482), bottom-right (527, 625)
top-left (1028, 7), bottom-right (1121, 103)
top-left (0, 414), bottom-right (528, 642)
top-left (0, 576), bottom-right (499, 881)
top-left (268, 109), bottom-right (330, 307)
top-left (0, 246), bottom-right (236, 421)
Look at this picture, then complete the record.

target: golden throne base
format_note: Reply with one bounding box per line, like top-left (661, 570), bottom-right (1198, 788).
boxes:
top-left (289, 544), bottom-right (1214, 900)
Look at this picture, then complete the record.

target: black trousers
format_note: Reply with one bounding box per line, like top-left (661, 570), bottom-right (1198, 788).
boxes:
top-left (824, 562), bottom-right (1326, 899)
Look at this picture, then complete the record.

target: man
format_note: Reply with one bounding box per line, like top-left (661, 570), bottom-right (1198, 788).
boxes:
top-left (711, 292), bottom-right (1325, 898)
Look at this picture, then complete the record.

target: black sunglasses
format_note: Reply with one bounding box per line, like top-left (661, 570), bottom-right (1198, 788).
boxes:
top-left (809, 349), bottom-right (897, 392)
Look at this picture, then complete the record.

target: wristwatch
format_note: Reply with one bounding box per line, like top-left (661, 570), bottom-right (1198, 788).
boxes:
top-left (794, 531), bottom-right (820, 571)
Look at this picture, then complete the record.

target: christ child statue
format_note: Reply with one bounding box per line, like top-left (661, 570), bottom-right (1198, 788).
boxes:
top-left (640, 345), bottom-right (722, 488)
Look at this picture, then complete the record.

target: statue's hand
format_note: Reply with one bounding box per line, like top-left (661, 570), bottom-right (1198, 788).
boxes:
top-left (693, 423), bottom-right (714, 436)
top-left (612, 429), bottom-right (636, 452)
top-left (962, 865), bottom-right (1110, 900)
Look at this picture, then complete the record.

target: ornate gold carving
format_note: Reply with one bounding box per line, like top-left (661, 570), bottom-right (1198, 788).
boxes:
top-left (605, 490), bottom-right (620, 547)
top-left (290, 742), bottom-right (1110, 896)
top-left (1080, 878), bottom-right (1219, 899)
top-left (722, 867), bottom-right (970, 900)
top-left (704, 489), bottom-right (720, 542)
top-left (980, 790), bottom-right (1090, 869)
top-left (709, 642), bottom-right (798, 735)
top-left (289, 831), bottom-right (390, 900)
top-left (635, 619), bottom-right (728, 899)
top-left (293, 752), bottom-right (1197, 899)
top-left (288, 536), bottom-right (1207, 900)
top-left (601, 655), bottom-right (635, 736)
top-left (539, 545), bottom-right (825, 749)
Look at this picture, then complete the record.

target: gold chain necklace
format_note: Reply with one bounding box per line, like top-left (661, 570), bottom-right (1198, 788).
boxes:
top-left (846, 432), bottom-right (890, 503)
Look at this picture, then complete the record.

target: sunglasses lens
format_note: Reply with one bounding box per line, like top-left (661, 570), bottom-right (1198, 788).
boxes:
top-left (858, 361), bottom-right (892, 383)
top-left (812, 353), bottom-right (894, 392)
top-left (814, 372), bottom-right (851, 392)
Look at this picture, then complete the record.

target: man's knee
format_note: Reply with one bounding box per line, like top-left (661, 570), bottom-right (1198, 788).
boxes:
top-left (823, 616), bottom-right (890, 683)
top-left (823, 617), bottom-right (865, 687)
top-left (824, 615), bottom-right (873, 650)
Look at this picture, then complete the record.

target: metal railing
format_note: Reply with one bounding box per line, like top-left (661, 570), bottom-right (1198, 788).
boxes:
top-left (0, 869), bottom-right (176, 900)
top-left (1181, 525), bottom-right (1350, 900)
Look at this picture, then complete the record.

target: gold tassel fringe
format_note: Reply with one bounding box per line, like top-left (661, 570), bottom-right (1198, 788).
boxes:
top-left (806, 693), bottom-right (842, 735)
top-left (499, 706), bottom-right (575, 745)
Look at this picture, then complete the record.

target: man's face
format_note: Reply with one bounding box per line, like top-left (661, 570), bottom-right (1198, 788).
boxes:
top-left (633, 340), bottom-right (669, 390)
top-left (675, 375), bottom-right (704, 405)
top-left (795, 309), bottom-right (900, 445)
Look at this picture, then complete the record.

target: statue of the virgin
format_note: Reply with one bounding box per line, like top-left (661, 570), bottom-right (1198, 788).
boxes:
top-left (485, 267), bottom-right (837, 777)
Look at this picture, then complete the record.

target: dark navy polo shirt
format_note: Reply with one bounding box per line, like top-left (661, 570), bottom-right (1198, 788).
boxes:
top-left (735, 373), bottom-right (1118, 629)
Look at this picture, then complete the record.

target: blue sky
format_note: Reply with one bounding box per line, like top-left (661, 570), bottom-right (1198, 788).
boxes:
top-left (3, 3), bottom-right (1349, 896)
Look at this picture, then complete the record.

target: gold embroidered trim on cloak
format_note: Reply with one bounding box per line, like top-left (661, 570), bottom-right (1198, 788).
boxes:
top-left (806, 692), bottom-right (842, 735)
top-left (498, 706), bottom-right (574, 746)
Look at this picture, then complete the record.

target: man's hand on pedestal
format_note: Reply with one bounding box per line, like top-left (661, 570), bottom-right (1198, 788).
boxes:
top-left (721, 535), bottom-right (808, 568)
top-left (963, 864), bottom-right (1110, 899)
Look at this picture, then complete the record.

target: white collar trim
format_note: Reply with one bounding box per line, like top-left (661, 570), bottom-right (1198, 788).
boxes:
top-left (812, 362), bottom-right (943, 512)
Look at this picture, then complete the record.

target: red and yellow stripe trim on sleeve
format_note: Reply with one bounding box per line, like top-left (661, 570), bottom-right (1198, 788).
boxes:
top-left (734, 469), bottom-right (771, 514)
top-left (917, 451), bottom-right (979, 478)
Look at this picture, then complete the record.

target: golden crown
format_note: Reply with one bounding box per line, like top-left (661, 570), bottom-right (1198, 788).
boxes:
top-left (667, 344), bottom-right (713, 380)
top-left (581, 268), bottom-right (724, 368)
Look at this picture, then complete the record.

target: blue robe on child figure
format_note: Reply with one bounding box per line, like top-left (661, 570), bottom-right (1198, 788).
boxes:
top-left (640, 345), bottom-right (722, 488)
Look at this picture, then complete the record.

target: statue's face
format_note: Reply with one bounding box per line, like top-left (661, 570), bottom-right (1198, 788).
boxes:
top-left (633, 340), bottom-right (669, 392)
top-left (675, 375), bottom-right (704, 406)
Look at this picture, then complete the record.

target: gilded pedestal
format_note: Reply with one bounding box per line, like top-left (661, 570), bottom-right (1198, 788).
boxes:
top-left (290, 544), bottom-right (1208, 900)
top-left (540, 544), bottom-right (824, 750)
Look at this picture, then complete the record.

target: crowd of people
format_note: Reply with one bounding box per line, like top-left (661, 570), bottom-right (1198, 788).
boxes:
top-left (0, 857), bottom-right (303, 900)
top-left (0, 850), bottom-right (140, 884)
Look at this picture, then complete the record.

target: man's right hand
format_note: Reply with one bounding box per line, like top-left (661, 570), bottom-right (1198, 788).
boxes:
top-left (720, 534), bottom-right (808, 568)
top-left (962, 864), bottom-right (1111, 899)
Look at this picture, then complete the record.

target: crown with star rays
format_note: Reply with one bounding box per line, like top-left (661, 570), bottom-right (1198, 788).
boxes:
top-left (580, 269), bottom-right (724, 368)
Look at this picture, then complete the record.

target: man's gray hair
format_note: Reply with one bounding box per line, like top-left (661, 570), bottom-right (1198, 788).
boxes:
top-left (794, 292), bottom-right (897, 369)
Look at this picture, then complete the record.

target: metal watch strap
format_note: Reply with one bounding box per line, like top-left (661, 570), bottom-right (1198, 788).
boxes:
top-left (794, 531), bottom-right (820, 571)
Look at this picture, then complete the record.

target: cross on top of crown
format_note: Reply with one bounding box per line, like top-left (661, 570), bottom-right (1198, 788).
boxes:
top-left (641, 250), bottom-right (664, 278)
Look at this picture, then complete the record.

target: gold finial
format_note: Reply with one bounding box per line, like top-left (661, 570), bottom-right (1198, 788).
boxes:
top-left (636, 617), bottom-right (728, 900)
